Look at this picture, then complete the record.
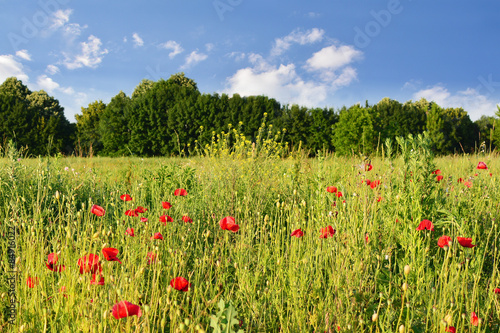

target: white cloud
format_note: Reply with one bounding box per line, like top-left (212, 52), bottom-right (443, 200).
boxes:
top-left (132, 33), bottom-right (144, 47)
top-left (306, 45), bottom-right (363, 72)
top-left (36, 75), bottom-right (60, 94)
top-left (15, 50), bottom-right (31, 61)
top-left (49, 9), bottom-right (72, 30)
top-left (271, 28), bottom-right (325, 56)
top-left (205, 43), bottom-right (215, 52)
top-left (228, 51), bottom-right (246, 62)
top-left (159, 40), bottom-right (184, 58)
top-left (0, 54), bottom-right (29, 83)
top-left (181, 50), bottom-right (208, 69)
top-left (413, 84), bottom-right (499, 121)
top-left (63, 35), bottom-right (108, 69)
top-left (46, 64), bottom-right (59, 75)
top-left (223, 58), bottom-right (329, 107)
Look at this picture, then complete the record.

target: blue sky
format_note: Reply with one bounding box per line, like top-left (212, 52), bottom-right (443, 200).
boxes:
top-left (1, 0), bottom-right (499, 122)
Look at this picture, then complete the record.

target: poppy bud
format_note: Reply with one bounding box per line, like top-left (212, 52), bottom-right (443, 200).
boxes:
top-left (161, 317), bottom-right (166, 327)
top-left (55, 191), bottom-right (60, 200)
top-left (404, 265), bottom-right (411, 276)
top-left (103, 310), bottom-right (108, 319)
top-left (444, 314), bottom-right (452, 325)
top-left (144, 305), bottom-right (150, 314)
top-left (402, 282), bottom-right (408, 292)
top-left (372, 312), bottom-right (378, 322)
top-left (399, 325), bottom-right (405, 333)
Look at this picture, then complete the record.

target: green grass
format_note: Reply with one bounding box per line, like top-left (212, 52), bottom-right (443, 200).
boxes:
top-left (0, 147), bottom-right (499, 332)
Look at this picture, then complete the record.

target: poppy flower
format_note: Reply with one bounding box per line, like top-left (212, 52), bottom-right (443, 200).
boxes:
top-left (416, 219), bottom-right (434, 231)
top-left (436, 175), bottom-right (444, 182)
top-left (320, 226), bottom-right (336, 238)
top-left (336, 191), bottom-right (343, 198)
top-left (432, 169), bottom-right (441, 175)
top-left (125, 209), bottom-right (139, 217)
top-left (147, 252), bottom-right (156, 264)
top-left (471, 312), bottom-right (479, 326)
top-left (446, 327), bottom-right (456, 333)
top-left (77, 254), bottom-right (102, 274)
top-left (170, 277), bottom-right (191, 292)
top-left (91, 204), bottom-right (105, 217)
top-left (125, 228), bottom-right (135, 237)
top-left (140, 217), bottom-right (148, 223)
top-left (365, 179), bottom-right (371, 186)
top-left (159, 215), bottom-right (173, 225)
top-left (174, 188), bottom-right (187, 196)
top-left (464, 181), bottom-right (472, 188)
top-left (135, 206), bottom-right (147, 213)
top-left (377, 196), bottom-right (382, 202)
top-left (111, 301), bottom-right (142, 319)
top-left (162, 201), bottom-right (172, 209)
top-left (477, 162), bottom-right (488, 170)
top-left (26, 276), bottom-right (39, 288)
top-left (457, 237), bottom-right (475, 248)
top-left (457, 178), bottom-right (464, 183)
top-left (102, 248), bottom-right (122, 264)
top-left (438, 235), bottom-right (452, 249)
top-left (46, 253), bottom-right (66, 272)
top-left (366, 164), bottom-right (373, 171)
top-left (90, 274), bottom-right (105, 285)
top-left (290, 229), bottom-right (303, 238)
top-left (120, 194), bottom-right (132, 201)
top-left (494, 288), bottom-right (500, 294)
top-left (370, 180), bottom-right (381, 189)
top-left (151, 232), bottom-right (163, 240)
top-left (219, 216), bottom-right (240, 232)
top-left (326, 186), bottom-right (337, 193)
top-left (182, 215), bottom-right (193, 223)
top-left (365, 233), bottom-right (369, 244)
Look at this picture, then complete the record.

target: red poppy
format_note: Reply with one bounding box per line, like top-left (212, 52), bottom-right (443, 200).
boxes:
top-left (27, 276), bottom-right (39, 288)
top-left (436, 175), bottom-right (444, 182)
top-left (471, 312), bottom-right (479, 326)
top-left (170, 277), bottom-right (191, 292)
top-left (336, 191), bottom-right (343, 198)
top-left (290, 229), bottom-right (304, 238)
top-left (438, 235), bottom-right (452, 249)
top-left (159, 215), bottom-right (173, 225)
top-left (432, 169), bottom-right (441, 175)
top-left (477, 162), bottom-right (488, 170)
top-left (464, 181), bottom-right (472, 188)
top-left (125, 228), bottom-right (135, 237)
top-left (457, 178), bottom-right (464, 183)
top-left (125, 209), bottom-right (139, 217)
top-left (320, 226), bottom-right (336, 238)
top-left (219, 216), bottom-right (240, 232)
top-left (366, 164), bottom-right (373, 171)
top-left (174, 188), bottom-right (187, 196)
top-left (162, 201), bottom-right (172, 209)
top-left (135, 206), bottom-right (147, 213)
top-left (446, 327), bottom-right (456, 333)
top-left (111, 301), bottom-right (142, 319)
top-left (326, 186), bottom-right (337, 193)
top-left (182, 215), bottom-right (193, 223)
top-left (377, 196), bottom-right (382, 202)
top-left (494, 288), bottom-right (500, 294)
top-left (365, 233), bottom-right (369, 244)
top-left (151, 232), bottom-right (163, 240)
top-left (457, 237), bottom-right (475, 248)
top-left (140, 217), bottom-right (148, 223)
top-left (365, 179), bottom-right (371, 186)
top-left (91, 204), bottom-right (105, 217)
top-left (77, 254), bottom-right (102, 274)
top-left (120, 194), bottom-right (132, 201)
top-left (416, 219), bottom-right (434, 231)
top-left (46, 253), bottom-right (66, 272)
top-left (102, 248), bottom-right (122, 263)
top-left (370, 180), bottom-right (381, 189)
top-left (147, 252), bottom-right (156, 264)
top-left (90, 274), bottom-right (105, 285)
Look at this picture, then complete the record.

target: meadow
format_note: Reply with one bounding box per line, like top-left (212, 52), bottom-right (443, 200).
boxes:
top-left (1, 134), bottom-right (500, 332)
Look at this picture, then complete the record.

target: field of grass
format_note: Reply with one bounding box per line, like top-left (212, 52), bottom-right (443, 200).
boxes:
top-left (1, 137), bottom-right (500, 332)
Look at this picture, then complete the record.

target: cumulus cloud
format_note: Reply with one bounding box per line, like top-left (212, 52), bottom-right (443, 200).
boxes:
top-left (159, 40), bottom-right (184, 59)
top-left (46, 64), bottom-right (59, 75)
top-left (36, 74), bottom-right (75, 95)
top-left (132, 33), bottom-right (144, 47)
top-left (413, 84), bottom-right (500, 121)
top-left (0, 54), bottom-right (29, 83)
top-left (271, 28), bottom-right (325, 56)
top-left (181, 50), bottom-right (208, 69)
top-left (15, 50), bottom-right (31, 61)
top-left (49, 9), bottom-right (72, 30)
top-left (63, 35), bottom-right (108, 69)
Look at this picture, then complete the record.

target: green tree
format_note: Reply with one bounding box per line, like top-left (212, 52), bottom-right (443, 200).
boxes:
top-left (99, 91), bottom-right (132, 156)
top-left (332, 104), bottom-right (375, 156)
top-left (75, 100), bottom-right (106, 154)
top-left (131, 79), bottom-right (154, 99)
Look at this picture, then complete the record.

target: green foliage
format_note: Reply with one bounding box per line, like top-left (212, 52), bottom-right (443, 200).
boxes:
top-left (99, 91), bottom-right (132, 156)
top-left (210, 300), bottom-right (244, 333)
top-left (75, 100), bottom-right (106, 155)
top-left (332, 104), bottom-right (375, 155)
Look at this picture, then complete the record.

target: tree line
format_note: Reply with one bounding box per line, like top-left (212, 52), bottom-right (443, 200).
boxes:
top-left (1, 74), bottom-right (499, 157)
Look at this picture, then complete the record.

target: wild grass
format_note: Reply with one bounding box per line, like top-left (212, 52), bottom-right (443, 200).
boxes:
top-left (0, 138), bottom-right (499, 332)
